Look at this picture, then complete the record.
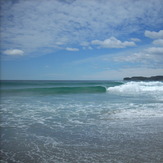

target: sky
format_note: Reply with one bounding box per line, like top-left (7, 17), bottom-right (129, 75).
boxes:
top-left (0, 0), bottom-right (163, 80)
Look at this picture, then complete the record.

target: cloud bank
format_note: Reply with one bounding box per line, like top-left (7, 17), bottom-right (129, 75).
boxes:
top-left (114, 31), bottom-right (163, 65)
top-left (1, 0), bottom-right (163, 55)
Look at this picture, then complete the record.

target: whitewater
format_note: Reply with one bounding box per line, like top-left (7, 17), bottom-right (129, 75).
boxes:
top-left (0, 80), bottom-right (163, 163)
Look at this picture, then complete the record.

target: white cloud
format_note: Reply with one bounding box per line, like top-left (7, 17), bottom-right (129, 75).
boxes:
top-left (153, 39), bottom-right (163, 46)
top-left (131, 38), bottom-right (141, 42)
top-left (115, 46), bottom-right (163, 64)
top-left (115, 52), bottom-right (156, 63)
top-left (65, 47), bottom-right (79, 51)
top-left (80, 42), bottom-right (93, 50)
top-left (91, 37), bottom-right (136, 48)
top-left (145, 47), bottom-right (163, 54)
top-left (3, 49), bottom-right (24, 56)
top-left (145, 30), bottom-right (163, 39)
top-left (0, 0), bottom-right (163, 55)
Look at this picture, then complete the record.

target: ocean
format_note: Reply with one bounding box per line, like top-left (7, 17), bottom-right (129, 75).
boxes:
top-left (0, 80), bottom-right (163, 163)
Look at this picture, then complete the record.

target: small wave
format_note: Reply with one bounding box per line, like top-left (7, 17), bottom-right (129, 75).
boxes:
top-left (107, 81), bottom-right (163, 96)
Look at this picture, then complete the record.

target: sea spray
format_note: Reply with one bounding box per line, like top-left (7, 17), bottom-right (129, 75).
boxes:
top-left (107, 81), bottom-right (163, 95)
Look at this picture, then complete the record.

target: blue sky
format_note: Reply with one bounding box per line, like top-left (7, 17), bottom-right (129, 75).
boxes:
top-left (0, 0), bottom-right (163, 80)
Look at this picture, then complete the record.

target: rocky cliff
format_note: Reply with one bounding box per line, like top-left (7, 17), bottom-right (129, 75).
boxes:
top-left (123, 76), bottom-right (163, 81)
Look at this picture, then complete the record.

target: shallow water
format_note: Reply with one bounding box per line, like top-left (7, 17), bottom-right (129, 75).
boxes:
top-left (1, 80), bottom-right (163, 163)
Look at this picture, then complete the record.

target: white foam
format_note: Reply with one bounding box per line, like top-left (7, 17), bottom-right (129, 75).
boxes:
top-left (115, 103), bottom-right (163, 119)
top-left (98, 102), bottom-right (163, 122)
top-left (107, 81), bottom-right (163, 98)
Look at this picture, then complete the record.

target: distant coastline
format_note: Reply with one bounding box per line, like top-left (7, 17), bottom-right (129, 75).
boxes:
top-left (123, 76), bottom-right (163, 81)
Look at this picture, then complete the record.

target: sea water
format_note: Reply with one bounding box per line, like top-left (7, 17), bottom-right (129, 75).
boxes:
top-left (0, 80), bottom-right (163, 163)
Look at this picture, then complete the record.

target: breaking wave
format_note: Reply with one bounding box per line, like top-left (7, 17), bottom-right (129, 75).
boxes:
top-left (107, 81), bottom-right (163, 97)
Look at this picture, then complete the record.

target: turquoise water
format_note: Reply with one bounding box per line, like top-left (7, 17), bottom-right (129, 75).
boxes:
top-left (0, 80), bottom-right (163, 163)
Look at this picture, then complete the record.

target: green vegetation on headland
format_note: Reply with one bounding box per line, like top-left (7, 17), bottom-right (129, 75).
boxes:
top-left (123, 76), bottom-right (163, 81)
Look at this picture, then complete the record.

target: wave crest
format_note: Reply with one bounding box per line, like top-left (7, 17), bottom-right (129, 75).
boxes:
top-left (3, 86), bottom-right (107, 94)
top-left (107, 81), bottom-right (163, 96)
